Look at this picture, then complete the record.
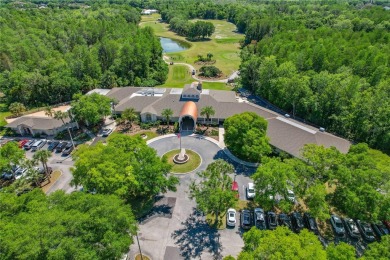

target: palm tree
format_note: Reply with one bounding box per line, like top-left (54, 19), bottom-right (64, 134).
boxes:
top-left (200, 106), bottom-right (215, 123)
top-left (52, 110), bottom-right (75, 148)
top-left (122, 108), bottom-right (139, 128)
top-left (161, 108), bottom-right (173, 127)
top-left (33, 150), bottom-right (52, 183)
top-left (207, 53), bottom-right (213, 61)
top-left (23, 159), bottom-right (41, 187)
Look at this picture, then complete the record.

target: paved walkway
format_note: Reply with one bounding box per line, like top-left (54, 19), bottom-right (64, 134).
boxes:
top-left (163, 55), bottom-right (239, 83)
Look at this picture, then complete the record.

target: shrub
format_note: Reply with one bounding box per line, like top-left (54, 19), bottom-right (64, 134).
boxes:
top-left (199, 66), bottom-right (221, 77)
top-left (140, 123), bottom-right (152, 130)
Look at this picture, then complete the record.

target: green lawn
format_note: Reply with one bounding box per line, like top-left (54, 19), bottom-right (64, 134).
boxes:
top-left (0, 103), bottom-right (10, 127)
top-left (163, 149), bottom-right (201, 174)
top-left (160, 65), bottom-right (231, 90)
top-left (140, 15), bottom-right (243, 77)
top-left (133, 131), bottom-right (158, 141)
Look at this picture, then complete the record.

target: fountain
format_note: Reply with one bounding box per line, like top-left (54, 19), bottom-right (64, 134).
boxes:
top-left (173, 148), bottom-right (189, 164)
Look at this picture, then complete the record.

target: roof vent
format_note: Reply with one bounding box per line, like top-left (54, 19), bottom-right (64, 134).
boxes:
top-left (284, 114), bottom-right (290, 118)
top-left (319, 127), bottom-right (325, 132)
top-left (197, 82), bottom-right (202, 92)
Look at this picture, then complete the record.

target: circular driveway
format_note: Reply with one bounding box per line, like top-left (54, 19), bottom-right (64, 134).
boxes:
top-left (149, 135), bottom-right (225, 174)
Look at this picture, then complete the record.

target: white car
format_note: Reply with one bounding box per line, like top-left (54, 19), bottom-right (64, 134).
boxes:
top-left (287, 189), bottom-right (296, 203)
top-left (246, 183), bottom-right (255, 199)
top-left (102, 128), bottom-right (113, 137)
top-left (226, 208), bottom-right (237, 227)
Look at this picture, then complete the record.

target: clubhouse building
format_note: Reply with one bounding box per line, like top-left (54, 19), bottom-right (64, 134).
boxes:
top-left (96, 82), bottom-right (351, 157)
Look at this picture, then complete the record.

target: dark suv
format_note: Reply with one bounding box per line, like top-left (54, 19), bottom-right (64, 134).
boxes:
top-left (241, 210), bottom-right (252, 230)
top-left (56, 142), bottom-right (68, 153)
top-left (290, 212), bottom-right (304, 233)
top-left (254, 208), bottom-right (266, 230)
top-left (267, 211), bottom-right (278, 230)
top-left (303, 213), bottom-right (319, 234)
top-left (343, 218), bottom-right (360, 239)
top-left (330, 215), bottom-right (345, 236)
top-left (278, 213), bottom-right (292, 230)
top-left (356, 220), bottom-right (376, 242)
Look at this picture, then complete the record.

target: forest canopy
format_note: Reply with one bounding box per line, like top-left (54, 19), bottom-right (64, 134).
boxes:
top-left (0, 5), bottom-right (168, 107)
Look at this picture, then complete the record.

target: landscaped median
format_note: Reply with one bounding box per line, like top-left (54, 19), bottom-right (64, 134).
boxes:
top-left (162, 149), bottom-right (201, 174)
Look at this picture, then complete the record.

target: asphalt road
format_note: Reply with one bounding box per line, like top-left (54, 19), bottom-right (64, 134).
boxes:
top-left (128, 135), bottom-right (255, 260)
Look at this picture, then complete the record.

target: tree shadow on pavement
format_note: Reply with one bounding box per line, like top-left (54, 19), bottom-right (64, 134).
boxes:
top-left (213, 150), bottom-right (256, 177)
top-left (171, 208), bottom-right (222, 260)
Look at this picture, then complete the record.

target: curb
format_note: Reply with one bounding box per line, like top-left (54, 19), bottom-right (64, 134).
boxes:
top-left (147, 134), bottom-right (259, 168)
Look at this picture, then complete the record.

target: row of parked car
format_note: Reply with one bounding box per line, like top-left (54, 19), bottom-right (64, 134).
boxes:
top-left (227, 208), bottom-right (389, 242)
top-left (20, 139), bottom-right (74, 155)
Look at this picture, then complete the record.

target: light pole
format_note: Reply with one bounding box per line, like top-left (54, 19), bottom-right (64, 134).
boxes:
top-left (136, 233), bottom-right (143, 260)
top-left (67, 127), bottom-right (75, 149)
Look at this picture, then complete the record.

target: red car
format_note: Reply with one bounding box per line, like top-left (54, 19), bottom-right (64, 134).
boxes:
top-left (232, 181), bottom-right (239, 199)
top-left (18, 139), bottom-right (29, 148)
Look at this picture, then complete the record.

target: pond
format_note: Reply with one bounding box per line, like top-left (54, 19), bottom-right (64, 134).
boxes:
top-left (160, 37), bottom-right (190, 53)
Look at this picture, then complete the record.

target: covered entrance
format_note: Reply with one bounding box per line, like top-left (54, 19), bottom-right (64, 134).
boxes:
top-left (179, 101), bottom-right (197, 132)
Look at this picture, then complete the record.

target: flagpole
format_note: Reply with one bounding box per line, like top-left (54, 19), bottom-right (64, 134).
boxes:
top-left (179, 123), bottom-right (182, 150)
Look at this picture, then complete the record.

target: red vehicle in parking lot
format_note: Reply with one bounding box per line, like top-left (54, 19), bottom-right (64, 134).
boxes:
top-left (231, 181), bottom-right (239, 198)
top-left (18, 139), bottom-right (28, 148)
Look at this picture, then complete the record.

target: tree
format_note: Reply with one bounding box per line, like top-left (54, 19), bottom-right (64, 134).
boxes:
top-left (189, 160), bottom-right (236, 226)
top-left (0, 189), bottom-right (137, 259)
top-left (238, 227), bottom-right (326, 259)
top-left (0, 141), bottom-right (25, 179)
top-left (206, 53), bottom-right (213, 61)
top-left (252, 157), bottom-right (297, 211)
top-left (200, 106), bottom-right (215, 123)
top-left (33, 150), bottom-right (52, 183)
top-left (161, 108), bottom-right (173, 127)
top-left (71, 134), bottom-right (179, 204)
top-left (362, 236), bottom-right (390, 260)
top-left (305, 183), bottom-right (329, 221)
top-left (53, 110), bottom-right (69, 124)
top-left (224, 112), bottom-right (271, 163)
top-left (199, 66), bottom-right (221, 77)
top-left (8, 102), bottom-right (26, 117)
top-left (71, 93), bottom-right (112, 126)
top-left (44, 106), bottom-right (54, 117)
top-left (121, 108), bottom-right (139, 128)
top-left (326, 242), bottom-right (356, 260)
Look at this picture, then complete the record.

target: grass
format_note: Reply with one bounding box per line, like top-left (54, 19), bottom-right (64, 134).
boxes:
top-left (160, 64), bottom-right (231, 90)
top-left (0, 103), bottom-right (11, 129)
top-left (206, 212), bottom-right (227, 230)
top-left (41, 170), bottom-right (62, 193)
top-left (163, 149), bottom-right (201, 174)
top-left (133, 131), bottom-right (159, 141)
top-left (140, 15), bottom-right (243, 77)
top-left (135, 254), bottom-right (151, 260)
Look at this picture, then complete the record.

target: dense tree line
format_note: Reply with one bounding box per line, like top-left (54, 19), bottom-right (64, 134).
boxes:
top-left (169, 19), bottom-right (215, 40)
top-left (253, 143), bottom-right (390, 222)
top-left (0, 189), bottom-right (137, 259)
top-left (0, 5), bottom-right (168, 107)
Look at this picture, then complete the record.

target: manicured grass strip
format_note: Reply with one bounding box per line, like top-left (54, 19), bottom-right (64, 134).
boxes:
top-left (206, 212), bottom-right (227, 230)
top-left (133, 131), bottom-right (158, 141)
top-left (41, 170), bottom-right (62, 193)
top-left (163, 149), bottom-right (201, 174)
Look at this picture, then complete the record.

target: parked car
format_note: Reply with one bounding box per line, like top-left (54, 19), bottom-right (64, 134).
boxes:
top-left (56, 142), bottom-right (68, 153)
top-left (290, 212), bottom-right (304, 233)
top-left (254, 208), bottom-right (266, 230)
top-left (330, 215), bottom-right (345, 236)
top-left (102, 128), bottom-right (113, 137)
top-left (192, 69), bottom-right (196, 75)
top-left (62, 143), bottom-right (74, 156)
top-left (23, 140), bottom-right (35, 150)
top-left (231, 181), bottom-right (239, 199)
top-left (1, 171), bottom-right (13, 180)
top-left (287, 189), bottom-right (296, 203)
top-left (371, 223), bottom-right (389, 240)
top-left (343, 218), bottom-right (360, 239)
top-left (246, 183), bottom-right (255, 199)
top-left (241, 210), bottom-right (252, 230)
top-left (278, 213), bottom-right (292, 230)
top-left (47, 141), bottom-right (60, 151)
top-left (226, 208), bottom-right (237, 227)
top-left (31, 139), bottom-right (46, 152)
top-left (14, 167), bottom-right (28, 180)
top-left (267, 211), bottom-right (278, 230)
top-left (303, 213), bottom-right (319, 234)
top-left (18, 139), bottom-right (29, 148)
top-left (356, 220), bottom-right (376, 242)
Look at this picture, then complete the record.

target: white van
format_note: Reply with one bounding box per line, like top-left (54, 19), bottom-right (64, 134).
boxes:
top-left (31, 139), bottom-right (46, 151)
